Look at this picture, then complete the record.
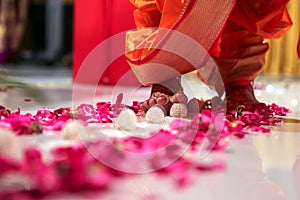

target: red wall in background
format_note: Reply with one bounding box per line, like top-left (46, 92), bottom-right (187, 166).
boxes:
top-left (73, 0), bottom-right (140, 85)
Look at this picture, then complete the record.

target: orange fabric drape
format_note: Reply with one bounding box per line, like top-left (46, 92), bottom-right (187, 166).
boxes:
top-left (127, 0), bottom-right (292, 85)
top-left (211, 0), bottom-right (292, 84)
top-left (126, 0), bottom-right (236, 85)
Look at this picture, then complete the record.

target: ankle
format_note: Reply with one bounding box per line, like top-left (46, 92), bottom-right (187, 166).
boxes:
top-left (151, 77), bottom-right (183, 95)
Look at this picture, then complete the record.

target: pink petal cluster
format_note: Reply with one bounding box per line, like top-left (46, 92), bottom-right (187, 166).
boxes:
top-left (75, 101), bottom-right (141, 123)
top-left (0, 135), bottom-right (224, 198)
top-left (0, 101), bottom-right (141, 135)
top-left (0, 106), bottom-right (72, 135)
top-left (0, 101), bottom-right (291, 198)
top-left (0, 144), bottom-right (120, 199)
top-left (227, 102), bottom-right (290, 135)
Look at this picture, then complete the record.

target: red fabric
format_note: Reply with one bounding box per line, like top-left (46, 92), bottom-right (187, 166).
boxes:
top-left (127, 0), bottom-right (292, 86)
top-left (298, 34), bottom-right (300, 59)
top-left (210, 0), bottom-right (292, 84)
top-left (73, 0), bottom-right (140, 85)
top-left (228, 0), bottom-right (291, 39)
top-left (126, 0), bottom-right (236, 85)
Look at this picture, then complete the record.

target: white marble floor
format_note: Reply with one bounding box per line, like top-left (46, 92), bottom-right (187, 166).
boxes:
top-left (1, 66), bottom-right (300, 200)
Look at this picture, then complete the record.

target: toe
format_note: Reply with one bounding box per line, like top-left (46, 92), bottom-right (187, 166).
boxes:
top-left (170, 91), bottom-right (188, 104)
top-left (156, 94), bottom-right (169, 105)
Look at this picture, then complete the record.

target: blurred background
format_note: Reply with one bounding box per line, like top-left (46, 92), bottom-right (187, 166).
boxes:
top-left (0, 0), bottom-right (299, 85)
top-left (1, 0), bottom-right (72, 67)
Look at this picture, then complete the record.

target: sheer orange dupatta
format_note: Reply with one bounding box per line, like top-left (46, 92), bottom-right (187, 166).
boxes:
top-left (125, 0), bottom-right (236, 86)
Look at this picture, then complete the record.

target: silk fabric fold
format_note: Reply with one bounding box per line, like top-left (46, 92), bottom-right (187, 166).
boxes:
top-left (126, 0), bottom-right (292, 86)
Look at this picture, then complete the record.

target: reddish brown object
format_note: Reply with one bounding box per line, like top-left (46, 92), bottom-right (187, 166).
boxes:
top-left (297, 35), bottom-right (300, 59)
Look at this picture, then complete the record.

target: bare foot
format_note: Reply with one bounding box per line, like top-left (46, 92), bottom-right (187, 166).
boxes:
top-left (140, 78), bottom-right (188, 115)
top-left (225, 83), bottom-right (259, 111)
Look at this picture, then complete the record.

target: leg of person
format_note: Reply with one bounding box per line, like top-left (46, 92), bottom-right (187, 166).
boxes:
top-left (128, 0), bottom-right (292, 113)
top-left (212, 27), bottom-right (269, 110)
top-left (210, 0), bottom-right (292, 111)
top-left (140, 76), bottom-right (188, 115)
top-left (128, 0), bottom-right (235, 114)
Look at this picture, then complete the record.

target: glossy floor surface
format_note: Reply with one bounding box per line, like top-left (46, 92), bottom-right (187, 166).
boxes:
top-left (1, 65), bottom-right (300, 200)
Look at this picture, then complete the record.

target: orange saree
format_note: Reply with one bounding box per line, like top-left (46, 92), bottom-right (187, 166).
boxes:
top-left (126, 0), bottom-right (292, 87)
